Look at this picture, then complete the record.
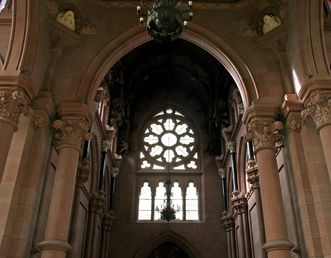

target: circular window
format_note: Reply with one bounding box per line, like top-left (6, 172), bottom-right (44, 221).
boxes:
top-left (140, 107), bottom-right (198, 170)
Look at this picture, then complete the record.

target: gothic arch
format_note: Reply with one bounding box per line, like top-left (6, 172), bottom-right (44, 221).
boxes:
top-left (133, 231), bottom-right (201, 258)
top-left (76, 24), bottom-right (260, 109)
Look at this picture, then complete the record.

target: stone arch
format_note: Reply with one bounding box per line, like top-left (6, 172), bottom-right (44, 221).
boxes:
top-left (76, 24), bottom-right (260, 109)
top-left (134, 231), bottom-right (201, 258)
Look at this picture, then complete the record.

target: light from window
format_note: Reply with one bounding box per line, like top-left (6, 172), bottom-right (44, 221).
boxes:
top-left (0, 0), bottom-right (7, 12)
top-left (138, 182), bottom-right (152, 220)
top-left (186, 182), bottom-right (199, 220)
top-left (154, 182), bottom-right (166, 220)
top-left (140, 107), bottom-right (198, 170)
top-left (171, 182), bottom-right (183, 220)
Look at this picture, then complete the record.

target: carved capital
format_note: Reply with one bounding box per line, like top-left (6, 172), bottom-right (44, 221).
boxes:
top-left (76, 159), bottom-right (90, 186)
top-left (102, 139), bottom-right (111, 152)
top-left (33, 110), bottom-right (49, 131)
top-left (231, 192), bottom-right (248, 215)
top-left (103, 211), bottom-right (116, 231)
top-left (226, 140), bottom-right (236, 153)
top-left (111, 167), bottom-right (120, 178)
top-left (218, 168), bottom-right (226, 178)
top-left (288, 116), bottom-right (302, 133)
top-left (302, 93), bottom-right (331, 131)
top-left (246, 166), bottom-right (259, 189)
top-left (246, 120), bottom-right (283, 152)
top-left (221, 212), bottom-right (235, 232)
top-left (89, 191), bottom-right (105, 215)
top-left (0, 89), bottom-right (32, 128)
top-left (53, 119), bottom-right (92, 150)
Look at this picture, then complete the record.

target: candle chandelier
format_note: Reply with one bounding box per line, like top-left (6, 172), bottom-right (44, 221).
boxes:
top-left (137, 0), bottom-right (193, 43)
top-left (155, 177), bottom-right (180, 222)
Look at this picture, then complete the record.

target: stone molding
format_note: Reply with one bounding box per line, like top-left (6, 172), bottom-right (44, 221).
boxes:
top-left (262, 239), bottom-right (294, 252)
top-left (0, 88), bottom-right (32, 129)
top-left (53, 118), bottom-right (92, 151)
top-left (246, 120), bottom-right (283, 152)
top-left (221, 212), bottom-right (235, 232)
top-left (38, 239), bottom-right (72, 252)
top-left (301, 92), bottom-right (331, 132)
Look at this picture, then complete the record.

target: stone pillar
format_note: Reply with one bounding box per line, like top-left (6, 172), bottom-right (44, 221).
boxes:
top-left (104, 211), bottom-right (116, 258)
top-left (221, 211), bottom-right (236, 258)
top-left (302, 92), bottom-right (331, 182)
top-left (232, 193), bottom-right (251, 258)
top-left (0, 89), bottom-right (30, 179)
top-left (38, 114), bottom-right (92, 258)
top-left (246, 119), bottom-right (293, 258)
top-left (218, 168), bottom-right (228, 211)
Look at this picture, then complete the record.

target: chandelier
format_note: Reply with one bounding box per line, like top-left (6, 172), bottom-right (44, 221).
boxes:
top-left (155, 177), bottom-right (180, 222)
top-left (137, 0), bottom-right (193, 43)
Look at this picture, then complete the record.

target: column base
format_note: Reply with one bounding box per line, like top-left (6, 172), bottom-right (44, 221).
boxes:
top-left (262, 239), bottom-right (294, 252)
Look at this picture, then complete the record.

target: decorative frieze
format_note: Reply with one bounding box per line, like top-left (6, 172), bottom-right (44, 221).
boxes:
top-left (301, 93), bottom-right (331, 131)
top-left (0, 89), bottom-right (32, 128)
top-left (246, 120), bottom-right (283, 152)
top-left (53, 119), bottom-right (92, 150)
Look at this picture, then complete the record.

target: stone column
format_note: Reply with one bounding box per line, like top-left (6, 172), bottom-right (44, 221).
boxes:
top-left (302, 92), bottom-right (331, 182)
top-left (104, 211), bottom-right (116, 258)
top-left (218, 168), bottom-right (228, 211)
top-left (232, 193), bottom-right (251, 258)
top-left (246, 119), bottom-right (293, 258)
top-left (0, 89), bottom-right (30, 179)
top-left (38, 117), bottom-right (91, 258)
top-left (221, 211), bottom-right (236, 258)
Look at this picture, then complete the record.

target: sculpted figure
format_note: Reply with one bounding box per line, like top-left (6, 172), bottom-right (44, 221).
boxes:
top-left (57, 10), bottom-right (76, 31)
top-left (262, 14), bottom-right (281, 34)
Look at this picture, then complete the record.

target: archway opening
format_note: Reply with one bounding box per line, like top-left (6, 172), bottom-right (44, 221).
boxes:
top-left (148, 242), bottom-right (190, 258)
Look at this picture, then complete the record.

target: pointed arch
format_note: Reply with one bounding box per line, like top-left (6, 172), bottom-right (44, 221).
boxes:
top-left (134, 231), bottom-right (201, 258)
top-left (76, 24), bottom-right (260, 109)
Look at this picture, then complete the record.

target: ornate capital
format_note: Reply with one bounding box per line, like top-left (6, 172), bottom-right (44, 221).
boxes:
top-left (111, 167), bottom-right (120, 178)
top-left (246, 120), bottom-right (283, 152)
top-left (0, 89), bottom-right (32, 128)
top-left (246, 166), bottom-right (259, 189)
top-left (302, 93), bottom-right (331, 131)
top-left (231, 192), bottom-right (248, 215)
top-left (53, 119), bottom-right (92, 150)
top-left (218, 168), bottom-right (226, 178)
top-left (226, 140), bottom-right (236, 153)
top-left (76, 159), bottom-right (90, 186)
top-left (102, 139), bottom-right (111, 152)
top-left (221, 212), bottom-right (235, 232)
top-left (33, 110), bottom-right (49, 131)
top-left (89, 191), bottom-right (105, 215)
top-left (288, 116), bottom-right (302, 133)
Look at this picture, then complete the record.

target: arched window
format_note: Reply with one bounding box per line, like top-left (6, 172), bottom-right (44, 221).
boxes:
top-left (0, 0), bottom-right (7, 12)
top-left (185, 182), bottom-right (199, 220)
top-left (137, 107), bottom-right (201, 222)
top-left (138, 182), bottom-right (152, 220)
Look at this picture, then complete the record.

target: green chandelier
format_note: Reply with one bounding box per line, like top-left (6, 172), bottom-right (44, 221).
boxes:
top-left (137, 0), bottom-right (193, 43)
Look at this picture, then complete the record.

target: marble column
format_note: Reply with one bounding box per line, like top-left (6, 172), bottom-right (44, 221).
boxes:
top-left (302, 92), bottom-right (331, 182)
top-left (221, 211), bottom-right (236, 258)
top-left (0, 89), bottom-right (31, 180)
top-left (38, 117), bottom-right (91, 258)
top-left (218, 168), bottom-right (228, 211)
top-left (246, 120), bottom-right (293, 258)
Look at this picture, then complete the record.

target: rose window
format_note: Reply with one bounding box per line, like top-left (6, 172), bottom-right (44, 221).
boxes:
top-left (140, 107), bottom-right (198, 170)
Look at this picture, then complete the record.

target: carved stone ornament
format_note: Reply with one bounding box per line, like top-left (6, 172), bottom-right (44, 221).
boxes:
top-left (262, 14), bottom-right (282, 34)
top-left (101, 139), bottom-right (111, 152)
top-left (53, 119), bottom-right (92, 149)
top-left (221, 212), bottom-right (235, 232)
top-left (0, 89), bottom-right (33, 127)
top-left (246, 120), bottom-right (283, 152)
top-left (218, 168), bottom-right (226, 179)
top-left (111, 167), bottom-right (120, 178)
top-left (226, 140), bottom-right (236, 153)
top-left (76, 159), bottom-right (90, 186)
top-left (33, 111), bottom-right (49, 131)
top-left (56, 10), bottom-right (76, 31)
top-left (301, 93), bottom-right (331, 131)
top-left (288, 116), bottom-right (302, 133)
top-left (231, 193), bottom-right (248, 215)
top-left (246, 166), bottom-right (259, 189)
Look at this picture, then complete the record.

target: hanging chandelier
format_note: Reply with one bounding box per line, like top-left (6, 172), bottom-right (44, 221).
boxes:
top-left (155, 177), bottom-right (179, 222)
top-left (137, 0), bottom-right (193, 43)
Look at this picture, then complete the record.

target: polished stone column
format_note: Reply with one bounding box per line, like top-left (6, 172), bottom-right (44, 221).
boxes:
top-left (0, 89), bottom-right (30, 180)
top-left (247, 120), bottom-right (293, 258)
top-left (226, 140), bottom-right (238, 191)
top-left (38, 117), bottom-right (91, 258)
top-left (218, 168), bottom-right (228, 211)
top-left (302, 92), bottom-right (331, 182)
top-left (221, 211), bottom-right (236, 258)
